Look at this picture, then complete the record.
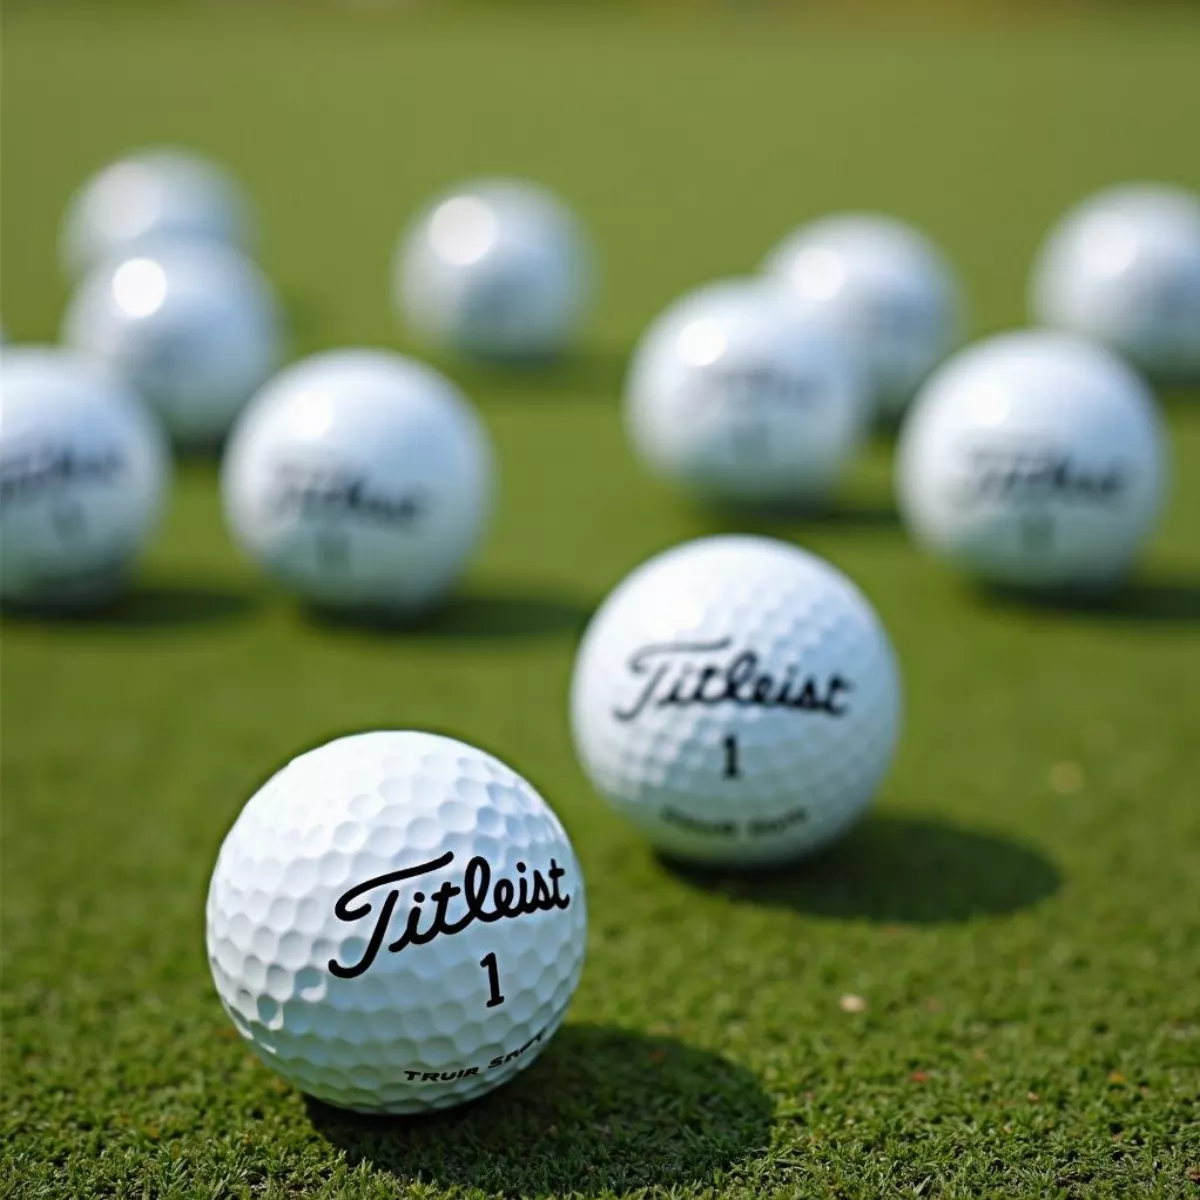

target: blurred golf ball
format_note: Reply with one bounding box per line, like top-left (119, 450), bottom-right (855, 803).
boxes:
top-left (0, 348), bottom-right (169, 608)
top-left (570, 535), bottom-right (901, 867)
top-left (206, 729), bottom-right (587, 1113)
top-left (223, 349), bottom-right (493, 616)
top-left (1030, 183), bottom-right (1200, 384)
top-left (764, 213), bottom-right (966, 422)
top-left (897, 331), bottom-right (1168, 589)
top-left (395, 178), bottom-right (594, 361)
top-left (60, 147), bottom-right (253, 280)
top-left (61, 242), bottom-right (285, 449)
top-left (625, 280), bottom-right (869, 504)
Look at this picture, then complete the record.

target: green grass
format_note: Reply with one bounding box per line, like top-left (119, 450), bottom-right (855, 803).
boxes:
top-left (3, 6), bottom-right (1200, 1198)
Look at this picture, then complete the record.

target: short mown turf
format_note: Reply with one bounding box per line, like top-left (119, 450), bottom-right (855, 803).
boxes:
top-left (2, 6), bottom-right (1199, 1198)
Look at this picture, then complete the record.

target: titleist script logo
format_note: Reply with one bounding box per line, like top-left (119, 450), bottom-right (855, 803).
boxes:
top-left (0, 442), bottom-right (124, 505)
top-left (461, 269), bottom-right (530, 325)
top-left (957, 444), bottom-right (1128, 508)
top-left (613, 637), bottom-right (852, 723)
top-left (860, 296), bottom-right (937, 339)
top-left (684, 364), bottom-right (826, 412)
top-left (328, 851), bottom-right (572, 980)
top-left (265, 460), bottom-right (425, 527)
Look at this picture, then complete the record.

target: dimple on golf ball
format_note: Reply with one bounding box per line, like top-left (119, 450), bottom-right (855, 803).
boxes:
top-left (0, 348), bottom-right (169, 608)
top-left (62, 241), bottom-right (285, 448)
top-left (60, 146), bottom-right (254, 280)
top-left (896, 330), bottom-right (1168, 589)
top-left (394, 178), bottom-right (594, 361)
top-left (570, 535), bottom-right (901, 867)
top-left (625, 280), bottom-right (868, 504)
top-left (222, 349), bottom-right (494, 616)
top-left (206, 730), bottom-right (587, 1114)
top-left (763, 213), bottom-right (966, 422)
top-left (1029, 183), bottom-right (1200, 384)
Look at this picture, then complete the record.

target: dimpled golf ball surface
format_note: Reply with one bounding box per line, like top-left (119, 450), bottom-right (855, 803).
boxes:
top-left (395, 178), bottom-right (594, 360)
top-left (625, 280), bottom-right (868, 503)
top-left (571, 536), bottom-right (901, 866)
top-left (0, 348), bottom-right (168, 607)
top-left (897, 331), bottom-right (1167, 589)
top-left (222, 349), bottom-right (493, 615)
top-left (1030, 184), bottom-right (1200, 384)
top-left (62, 242), bottom-right (285, 448)
top-left (764, 214), bottom-right (965, 422)
top-left (206, 731), bottom-right (587, 1113)
top-left (60, 147), bottom-right (253, 280)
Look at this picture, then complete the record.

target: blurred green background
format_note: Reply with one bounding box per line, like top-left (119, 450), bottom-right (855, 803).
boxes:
top-left (3, 4), bottom-right (1199, 1198)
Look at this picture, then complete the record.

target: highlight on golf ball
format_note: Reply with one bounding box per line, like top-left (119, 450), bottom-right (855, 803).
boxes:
top-left (0, 347), bottom-right (170, 609)
top-left (570, 535), bottom-right (902, 867)
top-left (625, 279), bottom-right (869, 505)
top-left (59, 146), bottom-right (254, 281)
top-left (62, 241), bottom-right (286, 449)
top-left (222, 348), bottom-right (494, 617)
top-left (1029, 183), bottom-right (1200, 384)
top-left (896, 330), bottom-right (1168, 590)
top-left (394, 178), bottom-right (595, 361)
top-left (205, 730), bottom-right (587, 1114)
top-left (763, 213), bottom-right (966, 422)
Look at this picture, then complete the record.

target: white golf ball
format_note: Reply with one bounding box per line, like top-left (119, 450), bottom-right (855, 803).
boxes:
top-left (395, 178), bottom-right (594, 361)
top-left (206, 730), bottom-right (587, 1114)
top-left (61, 242), bottom-right (285, 449)
top-left (625, 280), bottom-right (869, 504)
top-left (896, 331), bottom-right (1168, 589)
top-left (222, 349), bottom-right (493, 616)
top-left (0, 348), bottom-right (169, 608)
top-left (570, 536), bottom-right (901, 867)
top-left (763, 214), bottom-right (966, 421)
top-left (60, 147), bottom-right (253, 280)
top-left (1030, 184), bottom-right (1200, 384)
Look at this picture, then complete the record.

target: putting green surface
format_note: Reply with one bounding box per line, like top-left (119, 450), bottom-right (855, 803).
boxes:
top-left (3, 6), bottom-right (1199, 1197)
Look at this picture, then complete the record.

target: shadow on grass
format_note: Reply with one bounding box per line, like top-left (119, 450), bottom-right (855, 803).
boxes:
top-left (1156, 383), bottom-right (1200, 412)
top-left (279, 286), bottom-right (327, 351)
top-left (308, 1023), bottom-right (771, 1196)
top-left (693, 492), bottom-right (901, 533)
top-left (302, 584), bottom-right (592, 642)
top-left (663, 814), bottom-right (1061, 923)
top-left (0, 580), bottom-right (258, 630)
top-left (446, 346), bottom-right (629, 401)
top-left (978, 572), bottom-right (1200, 625)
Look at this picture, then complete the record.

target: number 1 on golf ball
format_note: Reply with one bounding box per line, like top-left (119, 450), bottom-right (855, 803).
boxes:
top-left (570, 536), bottom-right (901, 866)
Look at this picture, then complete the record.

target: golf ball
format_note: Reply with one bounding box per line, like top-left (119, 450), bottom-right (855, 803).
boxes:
top-left (206, 730), bottom-right (587, 1114)
top-left (763, 214), bottom-right (965, 422)
top-left (395, 178), bottom-right (594, 361)
top-left (222, 349), bottom-right (493, 616)
top-left (62, 242), bottom-right (285, 449)
top-left (0, 348), bottom-right (169, 608)
top-left (570, 536), bottom-right (901, 866)
top-left (1030, 183), bottom-right (1200, 384)
top-left (896, 331), bottom-right (1168, 589)
top-left (625, 280), bottom-right (868, 504)
top-left (60, 147), bottom-right (253, 280)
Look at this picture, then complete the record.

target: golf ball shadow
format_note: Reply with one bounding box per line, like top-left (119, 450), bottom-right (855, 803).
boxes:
top-left (297, 583), bottom-right (593, 641)
top-left (435, 346), bottom-right (631, 402)
top-left (974, 570), bottom-right (1200, 625)
top-left (1157, 381), bottom-right (1200, 411)
top-left (659, 813), bottom-right (1061, 924)
top-left (0, 578), bottom-right (259, 630)
top-left (689, 490), bottom-right (902, 532)
top-left (305, 1023), bottom-right (772, 1196)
